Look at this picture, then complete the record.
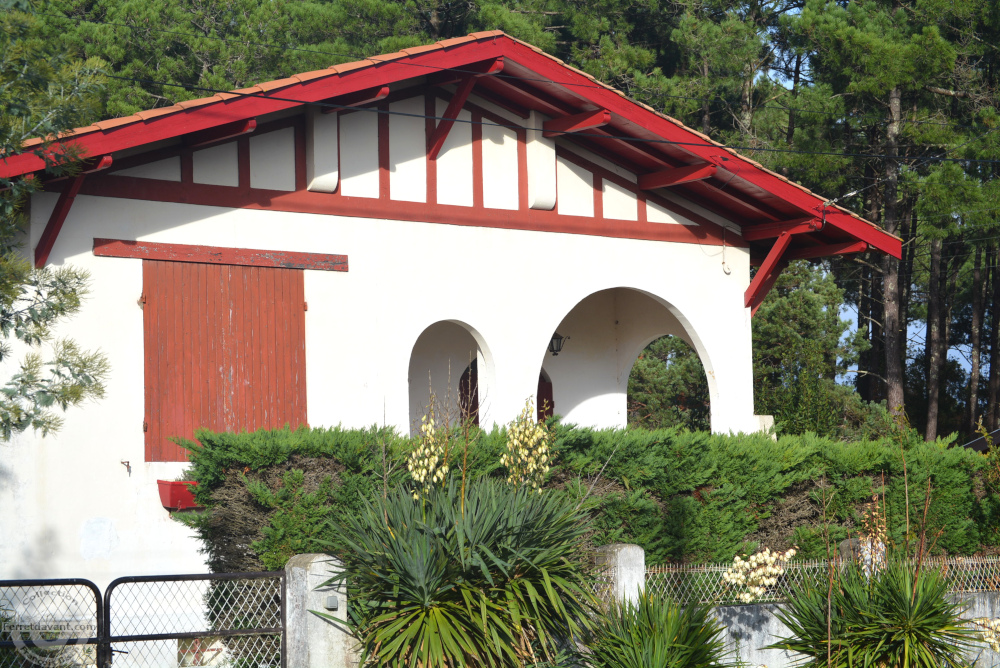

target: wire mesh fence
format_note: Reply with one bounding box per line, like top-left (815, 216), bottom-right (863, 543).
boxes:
top-left (635, 556), bottom-right (1000, 606)
top-left (105, 572), bottom-right (284, 667)
top-left (0, 579), bottom-right (102, 668)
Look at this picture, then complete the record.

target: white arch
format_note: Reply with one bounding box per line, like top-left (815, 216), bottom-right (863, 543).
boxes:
top-left (529, 286), bottom-right (723, 431)
top-left (406, 319), bottom-right (496, 433)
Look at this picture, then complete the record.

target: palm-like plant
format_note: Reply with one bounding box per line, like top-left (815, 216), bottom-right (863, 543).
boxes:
top-left (771, 560), bottom-right (978, 668)
top-left (587, 591), bottom-right (731, 668)
top-left (327, 477), bottom-right (595, 667)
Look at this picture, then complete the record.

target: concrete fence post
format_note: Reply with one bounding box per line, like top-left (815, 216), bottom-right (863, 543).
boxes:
top-left (596, 543), bottom-right (645, 605)
top-left (285, 553), bottom-right (357, 668)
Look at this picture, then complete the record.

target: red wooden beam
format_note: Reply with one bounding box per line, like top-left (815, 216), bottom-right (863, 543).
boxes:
top-left (742, 217), bottom-right (822, 242)
top-left (428, 58), bottom-right (504, 160)
top-left (320, 85), bottom-right (390, 113)
top-left (744, 230), bottom-right (793, 313)
top-left (183, 119), bottom-right (256, 147)
top-left (93, 238), bottom-right (349, 271)
top-left (34, 155), bottom-right (113, 268)
top-left (542, 109), bottom-right (611, 138)
top-left (638, 163), bottom-right (717, 190)
top-left (749, 260), bottom-right (787, 316)
top-left (784, 240), bottom-right (868, 261)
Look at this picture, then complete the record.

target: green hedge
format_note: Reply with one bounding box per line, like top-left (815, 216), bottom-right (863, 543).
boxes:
top-left (176, 424), bottom-right (1000, 572)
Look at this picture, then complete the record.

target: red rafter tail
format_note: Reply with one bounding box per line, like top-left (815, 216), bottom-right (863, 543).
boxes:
top-left (184, 119), bottom-right (257, 148)
top-left (638, 164), bottom-right (716, 190)
top-left (320, 86), bottom-right (390, 114)
top-left (542, 109), bottom-right (611, 138)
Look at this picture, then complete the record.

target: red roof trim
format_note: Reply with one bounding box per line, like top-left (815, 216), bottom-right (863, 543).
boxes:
top-left (2, 32), bottom-right (900, 259)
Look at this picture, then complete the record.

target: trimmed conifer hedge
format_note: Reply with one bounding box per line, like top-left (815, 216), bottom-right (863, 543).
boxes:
top-left (175, 424), bottom-right (1000, 572)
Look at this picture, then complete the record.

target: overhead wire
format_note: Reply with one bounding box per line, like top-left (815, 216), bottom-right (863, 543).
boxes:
top-left (96, 72), bottom-right (1000, 165)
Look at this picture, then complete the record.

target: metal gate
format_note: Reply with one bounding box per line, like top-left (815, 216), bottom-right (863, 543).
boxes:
top-left (1, 572), bottom-right (284, 667)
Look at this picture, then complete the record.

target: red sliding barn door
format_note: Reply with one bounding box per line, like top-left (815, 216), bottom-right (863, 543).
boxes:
top-left (143, 260), bottom-right (307, 462)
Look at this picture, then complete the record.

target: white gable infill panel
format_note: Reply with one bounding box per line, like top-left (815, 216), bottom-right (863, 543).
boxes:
top-left (75, 93), bottom-right (739, 251)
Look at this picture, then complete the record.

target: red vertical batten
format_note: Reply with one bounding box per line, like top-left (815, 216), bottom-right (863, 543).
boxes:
top-left (180, 153), bottom-right (194, 184)
top-left (471, 111), bottom-right (484, 209)
top-left (378, 103), bottom-right (390, 199)
top-left (143, 260), bottom-right (308, 462)
top-left (516, 129), bottom-right (528, 211)
top-left (425, 95), bottom-right (438, 205)
top-left (294, 122), bottom-right (307, 192)
top-left (237, 136), bottom-right (251, 191)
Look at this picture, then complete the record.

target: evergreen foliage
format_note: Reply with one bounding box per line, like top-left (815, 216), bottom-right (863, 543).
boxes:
top-left (587, 592), bottom-right (731, 668)
top-left (326, 476), bottom-right (594, 667)
top-left (0, 1), bottom-right (109, 439)
top-left (178, 424), bottom-right (998, 571)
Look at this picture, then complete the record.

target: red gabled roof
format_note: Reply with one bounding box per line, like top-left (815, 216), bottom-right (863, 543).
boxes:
top-left (1, 31), bottom-right (900, 262)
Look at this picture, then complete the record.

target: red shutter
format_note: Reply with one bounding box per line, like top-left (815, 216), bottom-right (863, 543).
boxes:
top-left (143, 260), bottom-right (307, 462)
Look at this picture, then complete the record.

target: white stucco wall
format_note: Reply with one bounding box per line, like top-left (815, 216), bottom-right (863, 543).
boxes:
top-left (1, 94), bottom-right (759, 583)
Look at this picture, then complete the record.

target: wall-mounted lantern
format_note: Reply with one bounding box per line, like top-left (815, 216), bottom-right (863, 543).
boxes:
top-left (549, 332), bottom-right (567, 356)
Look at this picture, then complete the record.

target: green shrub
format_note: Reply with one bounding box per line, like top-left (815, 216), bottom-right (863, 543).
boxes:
top-left (326, 476), bottom-right (594, 667)
top-left (771, 560), bottom-right (979, 668)
top-left (587, 592), bottom-right (730, 668)
top-left (177, 424), bottom-right (995, 571)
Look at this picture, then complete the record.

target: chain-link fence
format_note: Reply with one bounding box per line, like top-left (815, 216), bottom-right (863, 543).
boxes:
top-left (636, 556), bottom-right (1000, 606)
top-left (104, 572), bottom-right (284, 667)
top-left (0, 579), bottom-right (102, 668)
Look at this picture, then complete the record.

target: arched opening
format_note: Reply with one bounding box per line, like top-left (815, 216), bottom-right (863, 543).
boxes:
top-left (627, 335), bottom-right (710, 431)
top-left (538, 287), bottom-right (712, 430)
top-left (408, 321), bottom-right (493, 433)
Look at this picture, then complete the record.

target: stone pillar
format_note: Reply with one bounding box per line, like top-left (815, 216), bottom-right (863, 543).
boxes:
top-left (285, 553), bottom-right (357, 668)
top-left (596, 543), bottom-right (645, 605)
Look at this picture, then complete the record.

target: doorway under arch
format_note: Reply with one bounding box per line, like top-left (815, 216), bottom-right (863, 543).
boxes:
top-left (408, 320), bottom-right (493, 434)
top-left (537, 287), bottom-right (713, 429)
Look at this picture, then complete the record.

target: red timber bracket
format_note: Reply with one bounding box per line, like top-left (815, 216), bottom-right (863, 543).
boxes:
top-left (743, 216), bottom-right (870, 315)
top-left (34, 155), bottom-right (113, 268)
top-left (542, 109), bottom-right (611, 138)
top-left (745, 230), bottom-right (793, 316)
top-left (638, 163), bottom-right (717, 190)
top-left (428, 57), bottom-right (505, 160)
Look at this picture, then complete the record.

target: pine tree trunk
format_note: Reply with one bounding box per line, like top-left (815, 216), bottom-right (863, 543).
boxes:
top-left (926, 237), bottom-right (944, 441)
top-left (989, 246), bottom-right (1000, 431)
top-left (786, 54), bottom-right (801, 144)
top-left (883, 86), bottom-right (905, 414)
top-left (967, 245), bottom-right (985, 433)
top-left (857, 264), bottom-right (873, 401)
top-left (701, 59), bottom-right (711, 137)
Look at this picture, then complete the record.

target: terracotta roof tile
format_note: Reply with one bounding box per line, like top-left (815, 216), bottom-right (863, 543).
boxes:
top-left (437, 36), bottom-right (475, 49)
top-left (135, 107), bottom-right (181, 121)
top-left (94, 116), bottom-right (141, 130)
top-left (330, 59), bottom-right (376, 75)
top-left (401, 44), bottom-right (442, 56)
top-left (293, 69), bottom-right (338, 83)
top-left (469, 30), bottom-right (504, 39)
top-left (231, 85), bottom-right (264, 96)
top-left (257, 77), bottom-right (301, 92)
top-left (177, 95), bottom-right (222, 109)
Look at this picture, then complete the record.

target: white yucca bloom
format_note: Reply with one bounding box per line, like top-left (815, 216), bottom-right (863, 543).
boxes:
top-left (408, 408), bottom-right (449, 497)
top-left (503, 398), bottom-right (553, 490)
top-left (722, 547), bottom-right (796, 603)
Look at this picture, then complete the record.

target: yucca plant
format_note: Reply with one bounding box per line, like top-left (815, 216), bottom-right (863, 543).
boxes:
top-left (586, 591), bottom-right (731, 668)
top-left (771, 559), bottom-right (978, 668)
top-left (326, 476), bottom-right (595, 667)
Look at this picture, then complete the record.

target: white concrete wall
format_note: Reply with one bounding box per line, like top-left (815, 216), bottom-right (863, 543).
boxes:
top-left (1, 93), bottom-right (759, 583)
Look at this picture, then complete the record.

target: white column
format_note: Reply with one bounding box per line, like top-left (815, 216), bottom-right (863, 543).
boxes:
top-left (596, 543), bottom-right (645, 605)
top-left (285, 554), bottom-right (357, 668)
